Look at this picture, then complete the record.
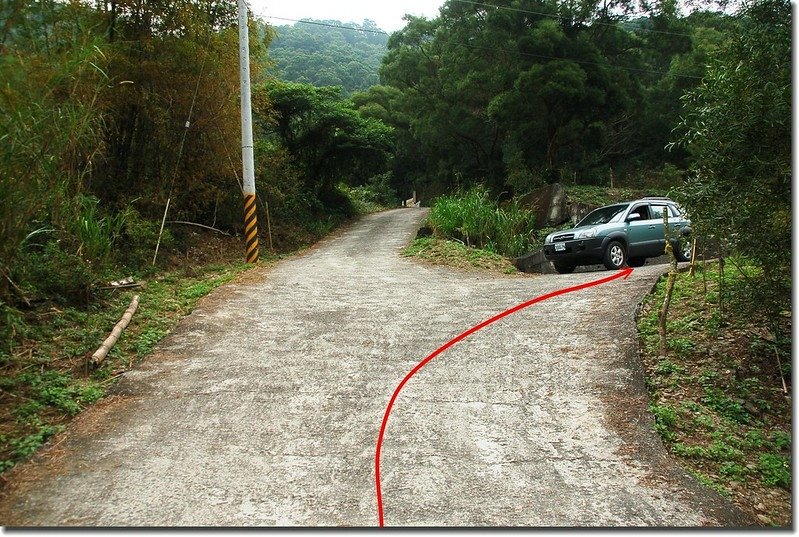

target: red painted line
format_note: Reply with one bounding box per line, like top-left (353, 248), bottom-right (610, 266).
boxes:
top-left (374, 267), bottom-right (633, 526)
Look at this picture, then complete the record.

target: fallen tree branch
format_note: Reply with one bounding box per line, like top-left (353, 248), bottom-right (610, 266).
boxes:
top-left (165, 221), bottom-right (231, 236)
top-left (90, 295), bottom-right (140, 368)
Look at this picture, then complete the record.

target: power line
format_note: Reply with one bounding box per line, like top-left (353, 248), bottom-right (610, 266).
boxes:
top-left (449, 0), bottom-right (696, 38)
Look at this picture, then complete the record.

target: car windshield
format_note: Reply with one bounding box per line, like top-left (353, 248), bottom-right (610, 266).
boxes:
top-left (577, 204), bottom-right (628, 226)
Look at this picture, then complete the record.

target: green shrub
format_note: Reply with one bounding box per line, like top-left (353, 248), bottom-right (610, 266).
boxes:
top-left (0, 301), bottom-right (26, 353)
top-left (18, 371), bottom-right (103, 417)
top-left (18, 242), bottom-right (95, 305)
top-left (758, 453), bottom-right (790, 488)
top-left (650, 403), bottom-right (679, 441)
top-left (428, 186), bottom-right (537, 258)
top-left (69, 195), bottom-right (126, 265)
top-left (771, 430), bottom-right (790, 450)
top-left (117, 206), bottom-right (171, 267)
top-left (9, 425), bottom-right (64, 459)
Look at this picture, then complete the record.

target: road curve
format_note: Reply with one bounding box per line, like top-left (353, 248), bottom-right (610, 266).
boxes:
top-left (0, 208), bottom-right (749, 527)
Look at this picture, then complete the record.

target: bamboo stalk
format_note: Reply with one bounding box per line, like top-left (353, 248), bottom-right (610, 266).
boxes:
top-left (90, 295), bottom-right (140, 368)
top-left (152, 197), bottom-right (170, 266)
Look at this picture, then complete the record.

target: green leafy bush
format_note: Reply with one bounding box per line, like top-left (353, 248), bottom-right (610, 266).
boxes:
top-left (18, 242), bottom-right (95, 305)
top-left (69, 195), bottom-right (127, 265)
top-left (758, 454), bottom-right (790, 488)
top-left (18, 371), bottom-right (103, 417)
top-left (427, 186), bottom-right (537, 258)
top-left (673, 0), bottom-right (791, 323)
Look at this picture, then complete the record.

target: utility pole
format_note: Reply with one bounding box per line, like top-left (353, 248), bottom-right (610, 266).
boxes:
top-left (238, 0), bottom-right (258, 263)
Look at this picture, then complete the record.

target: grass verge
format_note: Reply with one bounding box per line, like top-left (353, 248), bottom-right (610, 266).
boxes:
top-left (0, 233), bottom-right (265, 475)
top-left (403, 237), bottom-right (520, 275)
top-left (637, 259), bottom-right (791, 527)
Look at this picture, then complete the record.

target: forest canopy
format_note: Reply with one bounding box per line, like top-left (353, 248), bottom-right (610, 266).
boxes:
top-left (266, 18), bottom-right (389, 94)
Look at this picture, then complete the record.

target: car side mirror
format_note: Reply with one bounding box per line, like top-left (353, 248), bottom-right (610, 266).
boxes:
top-left (626, 213), bottom-right (641, 222)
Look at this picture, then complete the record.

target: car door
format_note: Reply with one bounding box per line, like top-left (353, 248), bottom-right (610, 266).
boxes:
top-left (648, 204), bottom-right (670, 255)
top-left (625, 203), bottom-right (656, 257)
top-left (667, 204), bottom-right (689, 235)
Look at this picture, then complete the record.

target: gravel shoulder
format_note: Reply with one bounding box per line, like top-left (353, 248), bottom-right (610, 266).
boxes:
top-left (0, 208), bottom-right (751, 527)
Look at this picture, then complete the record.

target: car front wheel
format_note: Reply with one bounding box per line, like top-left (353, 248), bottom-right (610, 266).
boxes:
top-left (603, 241), bottom-right (626, 270)
top-left (674, 238), bottom-right (693, 262)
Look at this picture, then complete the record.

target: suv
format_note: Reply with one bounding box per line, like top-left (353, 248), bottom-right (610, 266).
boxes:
top-left (543, 197), bottom-right (692, 274)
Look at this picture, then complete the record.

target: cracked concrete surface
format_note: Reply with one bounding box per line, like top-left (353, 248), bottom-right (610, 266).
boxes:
top-left (0, 208), bottom-right (751, 527)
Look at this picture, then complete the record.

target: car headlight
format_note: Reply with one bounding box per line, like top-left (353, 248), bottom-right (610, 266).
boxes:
top-left (577, 228), bottom-right (597, 239)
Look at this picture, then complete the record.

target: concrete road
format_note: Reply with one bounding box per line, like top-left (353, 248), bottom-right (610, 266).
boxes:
top-left (0, 208), bottom-right (750, 527)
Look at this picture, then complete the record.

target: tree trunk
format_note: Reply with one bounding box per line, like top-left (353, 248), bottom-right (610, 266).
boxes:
top-left (658, 210), bottom-right (678, 356)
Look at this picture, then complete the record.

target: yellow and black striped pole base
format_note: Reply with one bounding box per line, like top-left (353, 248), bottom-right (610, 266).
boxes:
top-left (243, 193), bottom-right (259, 264)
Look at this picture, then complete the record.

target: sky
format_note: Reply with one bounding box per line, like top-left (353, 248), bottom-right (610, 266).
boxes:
top-left (246, 0), bottom-right (447, 33)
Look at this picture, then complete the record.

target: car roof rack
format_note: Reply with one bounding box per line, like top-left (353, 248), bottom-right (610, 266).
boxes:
top-left (640, 196), bottom-right (672, 200)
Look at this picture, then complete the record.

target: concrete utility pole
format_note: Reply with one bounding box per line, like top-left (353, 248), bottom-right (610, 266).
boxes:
top-left (238, 0), bottom-right (258, 263)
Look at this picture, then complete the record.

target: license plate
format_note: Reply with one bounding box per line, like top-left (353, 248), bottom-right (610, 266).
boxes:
top-left (555, 242), bottom-right (566, 252)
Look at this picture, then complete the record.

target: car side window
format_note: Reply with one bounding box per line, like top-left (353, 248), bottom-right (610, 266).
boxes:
top-left (650, 205), bottom-right (668, 220)
top-left (629, 204), bottom-right (650, 220)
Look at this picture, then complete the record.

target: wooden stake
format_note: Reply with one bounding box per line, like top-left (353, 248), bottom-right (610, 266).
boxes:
top-left (775, 348), bottom-right (788, 395)
top-left (658, 210), bottom-right (679, 356)
top-left (90, 295), bottom-right (140, 368)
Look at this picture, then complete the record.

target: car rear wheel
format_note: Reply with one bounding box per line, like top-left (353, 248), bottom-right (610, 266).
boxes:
top-left (553, 263), bottom-right (576, 274)
top-left (674, 238), bottom-right (693, 262)
top-left (603, 241), bottom-right (626, 270)
top-left (627, 256), bottom-right (645, 268)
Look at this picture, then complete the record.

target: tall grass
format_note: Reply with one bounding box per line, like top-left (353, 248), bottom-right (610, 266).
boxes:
top-left (1, 4), bottom-right (108, 294)
top-left (427, 186), bottom-right (537, 258)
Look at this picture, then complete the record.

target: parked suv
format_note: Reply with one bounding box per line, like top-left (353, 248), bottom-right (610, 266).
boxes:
top-left (543, 197), bottom-right (692, 274)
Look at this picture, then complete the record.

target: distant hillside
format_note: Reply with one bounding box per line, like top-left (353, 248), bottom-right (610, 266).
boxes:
top-left (267, 19), bottom-right (389, 95)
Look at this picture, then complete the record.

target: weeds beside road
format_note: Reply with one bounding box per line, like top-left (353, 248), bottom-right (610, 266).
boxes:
top-left (403, 237), bottom-right (520, 275)
top-left (0, 232), bottom-right (257, 475)
top-left (638, 260), bottom-right (791, 527)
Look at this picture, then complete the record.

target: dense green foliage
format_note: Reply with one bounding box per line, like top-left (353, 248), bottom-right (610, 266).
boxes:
top-left (266, 19), bottom-right (388, 94)
top-left (1, 2), bottom-right (110, 305)
top-left (427, 187), bottom-right (537, 258)
top-left (1, 0), bottom-right (249, 313)
top-left (254, 81), bottom-right (394, 202)
top-left (672, 0), bottom-right (791, 321)
top-left (362, 0), bottom-right (735, 200)
top-left (0, 1), bottom-right (396, 324)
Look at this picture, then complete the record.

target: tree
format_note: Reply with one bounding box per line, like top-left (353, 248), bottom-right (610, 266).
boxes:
top-left (267, 19), bottom-right (389, 95)
top-left (673, 0), bottom-right (791, 314)
top-left (379, 1), bottom-right (648, 195)
top-left (255, 81), bottom-right (394, 203)
top-left (95, 0), bottom-right (254, 224)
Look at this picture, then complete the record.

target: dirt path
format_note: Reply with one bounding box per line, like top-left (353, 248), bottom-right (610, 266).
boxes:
top-left (0, 208), bottom-right (750, 527)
